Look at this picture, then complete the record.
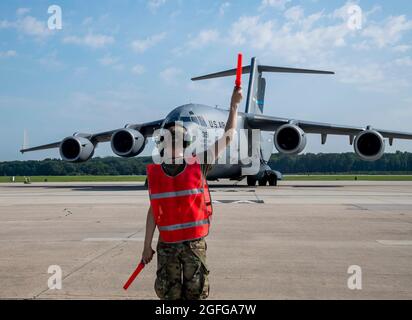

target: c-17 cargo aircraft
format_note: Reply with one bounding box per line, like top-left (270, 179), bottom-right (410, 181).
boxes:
top-left (20, 57), bottom-right (412, 186)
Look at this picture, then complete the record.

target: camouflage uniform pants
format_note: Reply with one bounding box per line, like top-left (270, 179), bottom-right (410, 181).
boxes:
top-left (155, 238), bottom-right (209, 300)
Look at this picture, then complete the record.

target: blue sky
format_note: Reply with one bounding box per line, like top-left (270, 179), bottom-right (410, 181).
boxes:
top-left (0, 0), bottom-right (412, 161)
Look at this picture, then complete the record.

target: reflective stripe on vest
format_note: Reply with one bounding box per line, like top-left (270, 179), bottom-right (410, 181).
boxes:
top-left (158, 219), bottom-right (210, 232)
top-left (150, 188), bottom-right (204, 200)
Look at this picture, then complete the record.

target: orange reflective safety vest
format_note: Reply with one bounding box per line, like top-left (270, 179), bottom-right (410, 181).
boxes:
top-left (147, 160), bottom-right (213, 244)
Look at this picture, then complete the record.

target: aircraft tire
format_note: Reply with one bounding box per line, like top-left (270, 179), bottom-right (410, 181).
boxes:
top-left (247, 176), bottom-right (257, 186)
top-left (258, 176), bottom-right (268, 186)
top-left (268, 174), bottom-right (278, 186)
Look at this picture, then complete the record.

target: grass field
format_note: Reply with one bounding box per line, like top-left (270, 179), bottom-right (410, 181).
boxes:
top-left (283, 175), bottom-right (412, 181)
top-left (2, 175), bottom-right (412, 183)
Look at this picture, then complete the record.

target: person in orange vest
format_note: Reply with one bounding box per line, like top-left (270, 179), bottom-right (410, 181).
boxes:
top-left (141, 86), bottom-right (243, 300)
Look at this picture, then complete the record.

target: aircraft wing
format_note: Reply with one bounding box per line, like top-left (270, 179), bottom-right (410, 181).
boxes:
top-left (20, 119), bottom-right (164, 154)
top-left (245, 113), bottom-right (412, 141)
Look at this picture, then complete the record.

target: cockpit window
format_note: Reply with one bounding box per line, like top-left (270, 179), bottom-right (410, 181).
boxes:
top-left (163, 113), bottom-right (180, 124)
top-left (180, 116), bottom-right (191, 123)
top-left (198, 116), bottom-right (207, 127)
top-left (190, 116), bottom-right (200, 124)
top-left (163, 109), bottom-right (207, 128)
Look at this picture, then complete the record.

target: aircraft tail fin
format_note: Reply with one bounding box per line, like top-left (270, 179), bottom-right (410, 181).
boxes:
top-left (191, 57), bottom-right (334, 115)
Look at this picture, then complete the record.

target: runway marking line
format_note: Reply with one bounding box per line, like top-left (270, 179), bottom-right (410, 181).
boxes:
top-left (212, 200), bottom-right (264, 204)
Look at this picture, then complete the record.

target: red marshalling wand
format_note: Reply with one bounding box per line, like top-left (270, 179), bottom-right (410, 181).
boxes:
top-left (123, 261), bottom-right (145, 290)
top-left (235, 53), bottom-right (243, 88)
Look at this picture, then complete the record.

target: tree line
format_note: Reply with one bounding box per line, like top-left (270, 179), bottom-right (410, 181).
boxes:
top-left (1, 151), bottom-right (412, 176)
top-left (268, 151), bottom-right (412, 174)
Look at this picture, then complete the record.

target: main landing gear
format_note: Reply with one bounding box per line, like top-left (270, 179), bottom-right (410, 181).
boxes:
top-left (247, 172), bottom-right (278, 187)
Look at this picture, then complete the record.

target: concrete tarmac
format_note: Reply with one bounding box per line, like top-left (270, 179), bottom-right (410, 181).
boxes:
top-left (0, 181), bottom-right (411, 299)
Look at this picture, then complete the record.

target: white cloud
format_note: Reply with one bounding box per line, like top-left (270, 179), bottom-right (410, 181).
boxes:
top-left (131, 32), bottom-right (166, 53)
top-left (16, 8), bottom-right (30, 16)
top-left (229, 16), bottom-right (274, 49)
top-left (338, 64), bottom-right (385, 85)
top-left (259, 0), bottom-right (291, 11)
top-left (63, 33), bottom-right (114, 48)
top-left (38, 52), bottom-right (64, 70)
top-left (220, 2), bottom-right (412, 95)
top-left (6, 6), bottom-right (51, 38)
top-left (392, 45), bottom-right (411, 53)
top-left (98, 55), bottom-right (125, 71)
top-left (131, 64), bottom-right (146, 75)
top-left (331, 2), bottom-right (379, 26)
top-left (219, 2), bottom-right (230, 17)
top-left (0, 50), bottom-right (17, 58)
top-left (160, 67), bottom-right (182, 83)
top-left (73, 67), bottom-right (88, 76)
top-left (227, 3), bottom-right (412, 64)
top-left (187, 29), bottom-right (219, 49)
top-left (0, 20), bottom-right (12, 28)
top-left (284, 6), bottom-right (304, 22)
top-left (98, 55), bottom-right (119, 66)
top-left (148, 0), bottom-right (167, 12)
top-left (301, 11), bottom-right (325, 30)
top-left (1, 10), bottom-right (51, 39)
top-left (393, 57), bottom-right (412, 67)
top-left (362, 15), bottom-right (412, 48)
top-left (335, 62), bottom-right (410, 93)
top-left (15, 15), bottom-right (52, 39)
top-left (331, 1), bottom-right (358, 21)
top-left (82, 17), bottom-right (94, 26)
top-left (173, 29), bottom-right (220, 56)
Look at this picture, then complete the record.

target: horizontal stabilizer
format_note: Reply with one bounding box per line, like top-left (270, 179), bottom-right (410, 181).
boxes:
top-left (192, 66), bottom-right (251, 81)
top-left (259, 66), bottom-right (334, 75)
top-left (191, 65), bottom-right (334, 81)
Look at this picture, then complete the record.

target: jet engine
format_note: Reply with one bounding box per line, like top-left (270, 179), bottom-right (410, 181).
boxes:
top-left (111, 128), bottom-right (145, 158)
top-left (354, 130), bottom-right (385, 161)
top-left (274, 124), bottom-right (307, 155)
top-left (59, 136), bottom-right (95, 163)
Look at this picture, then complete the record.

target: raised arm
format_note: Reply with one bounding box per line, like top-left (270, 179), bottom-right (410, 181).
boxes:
top-left (210, 87), bottom-right (243, 161)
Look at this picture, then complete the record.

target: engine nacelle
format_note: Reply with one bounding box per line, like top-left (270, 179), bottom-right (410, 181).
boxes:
top-left (274, 124), bottom-right (307, 155)
top-left (354, 130), bottom-right (385, 161)
top-left (111, 128), bottom-right (145, 158)
top-left (59, 137), bottom-right (94, 163)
